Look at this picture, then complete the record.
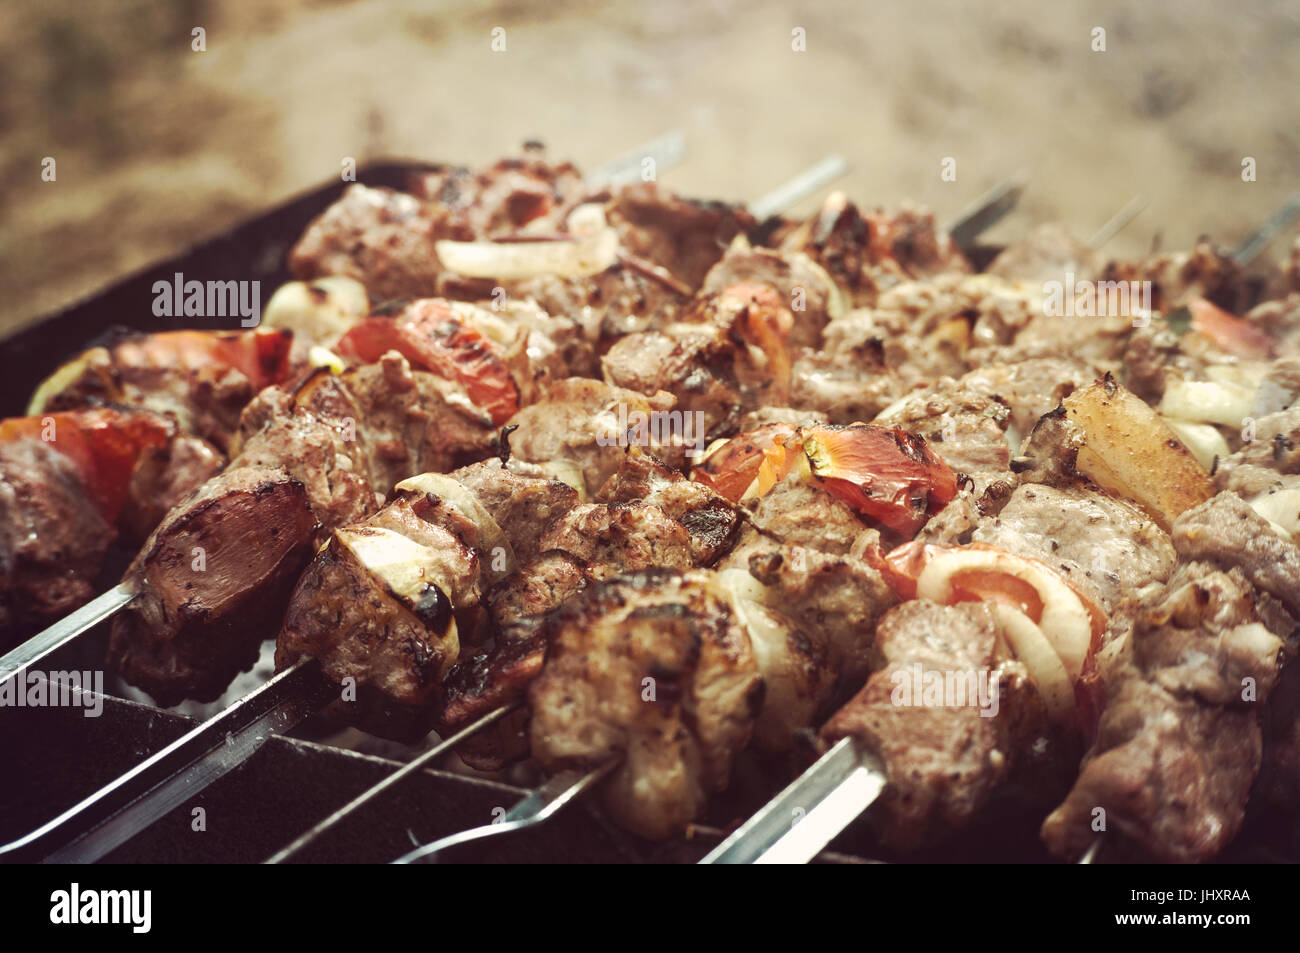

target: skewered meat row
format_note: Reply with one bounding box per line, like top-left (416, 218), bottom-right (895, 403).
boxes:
top-left (107, 301), bottom-right (540, 705)
top-left (0, 407), bottom-right (222, 632)
top-left (18, 141), bottom-right (1300, 859)
top-left (5, 150), bottom-right (615, 638)
top-left (254, 176), bottom-right (1300, 851)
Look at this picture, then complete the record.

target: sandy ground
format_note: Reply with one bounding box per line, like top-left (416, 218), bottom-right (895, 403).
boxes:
top-left (2, 0), bottom-right (1299, 334)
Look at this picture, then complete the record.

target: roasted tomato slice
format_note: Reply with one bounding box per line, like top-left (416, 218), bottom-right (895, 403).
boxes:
top-left (0, 408), bottom-right (172, 523)
top-left (337, 299), bottom-right (519, 425)
top-left (113, 328), bottom-right (295, 390)
top-left (801, 424), bottom-right (958, 537)
top-left (880, 539), bottom-right (1107, 736)
top-left (694, 422), bottom-right (957, 537)
top-left (1186, 297), bottom-right (1274, 359)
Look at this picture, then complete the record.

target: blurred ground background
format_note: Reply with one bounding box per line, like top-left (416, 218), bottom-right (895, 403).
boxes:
top-left (2, 0), bottom-right (1298, 334)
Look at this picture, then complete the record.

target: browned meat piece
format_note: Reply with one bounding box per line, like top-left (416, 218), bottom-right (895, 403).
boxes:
top-left (738, 544), bottom-right (898, 687)
top-left (740, 478), bottom-right (874, 556)
top-left (700, 241), bottom-right (844, 348)
top-left (606, 185), bottom-right (755, 289)
top-left (440, 630), bottom-right (547, 735)
top-left (779, 195), bottom-right (968, 307)
top-left (336, 356), bottom-right (499, 490)
top-left (449, 459), bottom-right (580, 564)
top-left (1041, 562), bottom-right (1284, 862)
top-left (227, 374), bottom-right (379, 534)
top-left (729, 595), bottom-right (835, 752)
top-left (121, 434), bottom-right (225, 541)
top-left (0, 408), bottom-right (224, 635)
top-left (528, 569), bottom-right (763, 839)
top-left (601, 323), bottom-right (749, 438)
top-left (820, 600), bottom-right (1051, 849)
top-left (503, 262), bottom-right (687, 346)
top-left (873, 382), bottom-right (1012, 495)
top-left (110, 467), bottom-right (318, 705)
top-left (738, 406), bottom-right (829, 430)
top-left (986, 223), bottom-right (1099, 284)
top-left (972, 483), bottom-right (1176, 617)
top-left (959, 357), bottom-right (1099, 438)
top-left (789, 350), bottom-right (906, 425)
top-left (1044, 677), bottom-right (1264, 863)
top-left (1171, 492), bottom-right (1300, 616)
top-left (484, 550), bottom-right (595, 627)
top-left (277, 495), bottom-right (479, 740)
top-left (1214, 407), bottom-right (1300, 486)
top-left (1100, 237), bottom-right (1246, 315)
top-left (505, 377), bottom-right (678, 495)
top-left (289, 185), bottom-right (444, 301)
top-left (408, 154), bottom-right (584, 237)
top-left (0, 437), bottom-right (112, 632)
top-left (438, 549), bottom-right (597, 762)
top-left (536, 503), bottom-right (695, 579)
top-left (595, 448), bottom-right (740, 565)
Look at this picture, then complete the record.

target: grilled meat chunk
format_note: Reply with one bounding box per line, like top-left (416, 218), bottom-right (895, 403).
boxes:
top-left (606, 185), bottom-right (755, 290)
top-left (528, 569), bottom-right (763, 840)
top-left (450, 459), bottom-right (580, 564)
top-left (289, 185), bottom-right (449, 300)
top-left (595, 448), bottom-right (740, 565)
top-left (0, 409), bottom-right (222, 634)
top-left (1041, 562), bottom-right (1284, 862)
top-left (972, 482), bottom-right (1176, 617)
top-left (505, 377), bottom-right (677, 495)
top-left (1171, 492), bottom-right (1300, 617)
top-left (277, 496), bottom-right (477, 740)
top-left (537, 503), bottom-right (695, 579)
top-left (110, 467), bottom-right (318, 705)
top-left (700, 241), bottom-right (844, 348)
top-left (737, 544), bottom-right (897, 688)
top-left (873, 382), bottom-right (1013, 496)
top-left (820, 600), bottom-right (1054, 849)
top-left (0, 432), bottom-right (112, 632)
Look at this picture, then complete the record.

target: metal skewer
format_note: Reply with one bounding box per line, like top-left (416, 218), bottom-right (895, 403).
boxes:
top-left (585, 130), bottom-right (688, 189)
top-left (748, 155), bottom-right (850, 221)
top-left (1087, 194), bottom-right (1148, 250)
top-left (699, 737), bottom-right (886, 864)
top-left (0, 135), bottom-right (694, 680)
top-left (0, 658), bottom-right (330, 864)
top-left (1232, 191), bottom-right (1300, 266)
top-left (0, 583), bottom-right (134, 686)
top-left (946, 171), bottom-right (1028, 255)
top-left (264, 700), bottom-right (522, 864)
top-left (392, 759), bottom-right (620, 864)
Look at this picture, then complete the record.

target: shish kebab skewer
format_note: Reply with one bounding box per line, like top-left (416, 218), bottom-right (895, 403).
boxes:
top-left (5, 136), bottom-right (684, 641)
top-left (272, 184), bottom-right (1046, 864)
top-left (701, 227), bottom-right (1300, 865)
top-left (395, 193), bottom-right (1288, 864)
top-left (0, 132), bottom-right (693, 685)
top-left (0, 154), bottom-right (891, 864)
